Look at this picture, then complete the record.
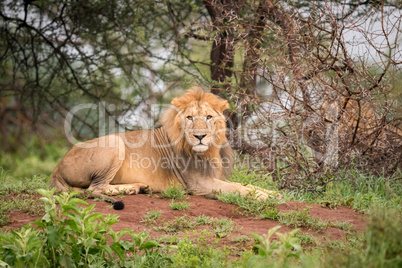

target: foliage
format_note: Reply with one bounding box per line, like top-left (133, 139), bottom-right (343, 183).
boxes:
top-left (229, 165), bottom-right (278, 191)
top-left (0, 138), bottom-right (67, 179)
top-left (0, 189), bottom-right (170, 267)
top-left (295, 233), bottom-right (315, 246)
top-left (169, 201), bottom-right (190, 210)
top-left (141, 209), bottom-right (162, 227)
top-left (321, 208), bottom-right (402, 268)
top-left (161, 185), bottom-right (187, 200)
top-left (170, 230), bottom-right (230, 268)
top-left (217, 191), bottom-right (281, 218)
top-left (195, 214), bottom-right (213, 225)
top-left (247, 226), bottom-right (302, 268)
top-left (0, 0), bottom-right (192, 147)
top-left (0, 142), bottom-right (401, 267)
top-left (211, 218), bottom-right (239, 238)
top-left (217, 190), bottom-right (352, 231)
top-left (230, 235), bottom-right (251, 243)
top-left (153, 215), bottom-right (196, 233)
top-left (0, 169), bottom-right (50, 226)
top-left (1, 0), bottom-right (401, 188)
top-left (285, 168), bottom-right (402, 213)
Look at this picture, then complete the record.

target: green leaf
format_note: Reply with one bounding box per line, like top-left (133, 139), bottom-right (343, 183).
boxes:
top-left (110, 243), bottom-right (125, 261)
top-left (139, 240), bottom-right (159, 251)
top-left (47, 226), bottom-right (62, 247)
top-left (83, 237), bottom-right (98, 249)
top-left (62, 204), bottom-right (81, 214)
top-left (119, 240), bottom-right (134, 251)
top-left (69, 198), bottom-right (89, 206)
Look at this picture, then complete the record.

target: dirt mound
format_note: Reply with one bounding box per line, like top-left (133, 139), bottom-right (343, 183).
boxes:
top-left (3, 194), bottom-right (366, 250)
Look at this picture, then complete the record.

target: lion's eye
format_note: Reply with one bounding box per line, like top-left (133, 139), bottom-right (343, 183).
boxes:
top-left (186, 116), bottom-right (193, 120)
top-left (206, 115), bottom-right (212, 120)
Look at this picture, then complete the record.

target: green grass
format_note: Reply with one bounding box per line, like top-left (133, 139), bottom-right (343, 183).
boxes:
top-left (161, 185), bottom-right (187, 200)
top-left (230, 235), bottom-right (251, 243)
top-left (0, 189), bottom-right (171, 267)
top-left (0, 169), bottom-right (50, 226)
top-left (283, 168), bottom-right (402, 213)
top-left (0, 138), bottom-right (67, 179)
top-left (153, 215), bottom-right (238, 238)
top-left (217, 191), bottom-right (281, 218)
top-left (141, 209), bottom-right (162, 226)
top-left (169, 201), bottom-right (190, 210)
top-left (317, 208), bottom-right (402, 268)
top-left (170, 230), bottom-right (231, 268)
top-left (195, 214), bottom-right (214, 225)
top-left (217, 191), bottom-right (353, 232)
top-left (211, 218), bottom-right (238, 238)
top-left (1, 141), bottom-right (402, 267)
top-left (153, 215), bottom-right (196, 233)
top-left (295, 233), bottom-right (315, 245)
top-left (277, 207), bottom-right (327, 230)
top-left (229, 165), bottom-right (279, 191)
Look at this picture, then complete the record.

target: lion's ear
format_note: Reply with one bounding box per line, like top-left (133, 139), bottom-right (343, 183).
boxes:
top-left (219, 99), bottom-right (230, 112)
top-left (171, 97), bottom-right (187, 111)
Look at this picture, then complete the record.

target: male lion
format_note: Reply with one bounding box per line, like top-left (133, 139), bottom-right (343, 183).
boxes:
top-left (51, 87), bottom-right (273, 209)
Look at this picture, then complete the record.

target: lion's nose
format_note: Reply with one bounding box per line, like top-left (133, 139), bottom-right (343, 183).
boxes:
top-left (194, 134), bottom-right (206, 141)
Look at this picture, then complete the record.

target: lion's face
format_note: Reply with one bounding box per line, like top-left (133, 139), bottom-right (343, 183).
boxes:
top-left (181, 101), bottom-right (225, 153)
top-left (161, 87), bottom-right (229, 156)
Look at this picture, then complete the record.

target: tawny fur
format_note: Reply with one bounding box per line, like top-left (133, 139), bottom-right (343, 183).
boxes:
top-left (51, 87), bottom-right (275, 208)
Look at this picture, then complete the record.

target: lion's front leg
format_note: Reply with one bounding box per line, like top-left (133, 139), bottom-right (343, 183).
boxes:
top-left (101, 183), bottom-right (149, 196)
top-left (196, 178), bottom-right (281, 200)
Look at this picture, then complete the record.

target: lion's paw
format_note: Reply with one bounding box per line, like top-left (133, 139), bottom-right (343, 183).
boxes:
top-left (246, 186), bottom-right (283, 200)
top-left (139, 185), bottom-right (149, 194)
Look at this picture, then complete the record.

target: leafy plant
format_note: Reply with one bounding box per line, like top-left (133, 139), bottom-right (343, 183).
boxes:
top-left (321, 208), bottom-right (402, 268)
top-left (230, 235), bottom-right (251, 243)
top-left (169, 201), bottom-right (190, 210)
top-left (161, 185), bottom-right (187, 200)
top-left (211, 218), bottom-right (239, 238)
top-left (278, 207), bottom-right (353, 231)
top-left (248, 226), bottom-right (302, 268)
top-left (0, 169), bottom-right (52, 226)
top-left (171, 230), bottom-right (230, 268)
top-left (153, 215), bottom-right (196, 233)
top-left (295, 233), bottom-right (315, 245)
top-left (277, 207), bottom-right (327, 230)
top-left (217, 191), bottom-right (281, 218)
top-left (141, 209), bottom-right (162, 226)
top-left (195, 214), bottom-right (213, 225)
top-left (0, 189), bottom-right (170, 267)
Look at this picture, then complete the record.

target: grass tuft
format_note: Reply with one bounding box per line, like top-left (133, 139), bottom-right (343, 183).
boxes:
top-left (169, 201), bottom-right (190, 210)
top-left (230, 235), bottom-right (251, 243)
top-left (161, 185), bottom-right (187, 200)
top-left (141, 209), bottom-right (162, 226)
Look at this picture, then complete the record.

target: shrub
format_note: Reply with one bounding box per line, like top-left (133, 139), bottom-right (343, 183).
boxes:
top-left (0, 189), bottom-right (171, 267)
top-left (248, 226), bottom-right (302, 268)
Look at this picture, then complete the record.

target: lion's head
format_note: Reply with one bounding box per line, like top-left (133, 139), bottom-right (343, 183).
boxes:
top-left (161, 87), bottom-right (229, 158)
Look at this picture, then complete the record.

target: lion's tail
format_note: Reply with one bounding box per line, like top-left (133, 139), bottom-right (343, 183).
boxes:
top-left (87, 191), bottom-right (125, 210)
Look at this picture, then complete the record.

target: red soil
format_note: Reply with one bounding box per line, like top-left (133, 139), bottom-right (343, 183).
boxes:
top-left (2, 194), bottom-right (365, 249)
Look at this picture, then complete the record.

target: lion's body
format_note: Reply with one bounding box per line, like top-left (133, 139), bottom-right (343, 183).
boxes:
top-left (51, 88), bottom-right (272, 208)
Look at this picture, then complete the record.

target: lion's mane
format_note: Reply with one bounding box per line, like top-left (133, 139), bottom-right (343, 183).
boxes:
top-left (160, 87), bottom-right (230, 161)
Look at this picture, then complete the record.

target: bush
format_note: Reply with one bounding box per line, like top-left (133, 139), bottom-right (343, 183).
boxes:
top-left (247, 226), bottom-right (302, 268)
top-left (323, 208), bottom-right (402, 268)
top-left (0, 189), bottom-right (171, 267)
